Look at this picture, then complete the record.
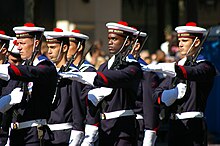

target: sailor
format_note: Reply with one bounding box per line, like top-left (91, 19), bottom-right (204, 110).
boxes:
top-left (0, 30), bottom-right (12, 64)
top-left (0, 23), bottom-right (57, 146)
top-left (131, 30), bottom-right (161, 146)
top-left (0, 31), bottom-right (14, 146)
top-left (143, 22), bottom-right (216, 146)
top-left (59, 21), bottom-right (143, 146)
top-left (68, 29), bottom-right (97, 146)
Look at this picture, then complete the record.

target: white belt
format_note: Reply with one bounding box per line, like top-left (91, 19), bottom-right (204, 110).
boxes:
top-left (47, 123), bottom-right (73, 131)
top-left (136, 114), bottom-right (144, 120)
top-left (170, 112), bottom-right (204, 120)
top-left (101, 110), bottom-right (135, 120)
top-left (11, 119), bottom-right (47, 130)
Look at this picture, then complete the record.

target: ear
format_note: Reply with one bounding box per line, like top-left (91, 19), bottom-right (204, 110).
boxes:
top-left (78, 45), bottom-right (83, 53)
top-left (34, 40), bottom-right (40, 47)
top-left (1, 48), bottom-right (8, 55)
top-left (62, 44), bottom-right (68, 53)
top-left (194, 39), bottom-right (200, 48)
top-left (125, 39), bottom-right (131, 46)
top-left (134, 43), bottom-right (140, 51)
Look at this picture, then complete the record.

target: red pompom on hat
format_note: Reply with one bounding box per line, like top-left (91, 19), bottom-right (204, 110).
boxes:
top-left (0, 30), bottom-right (5, 35)
top-left (117, 21), bottom-right (128, 26)
top-left (53, 28), bottom-right (63, 32)
top-left (13, 40), bottom-right (18, 45)
top-left (186, 22), bottom-right (197, 26)
top-left (72, 29), bottom-right (80, 33)
top-left (24, 23), bottom-right (35, 27)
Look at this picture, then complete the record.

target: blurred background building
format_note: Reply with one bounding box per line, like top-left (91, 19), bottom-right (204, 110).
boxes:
top-left (1, 0), bottom-right (220, 53)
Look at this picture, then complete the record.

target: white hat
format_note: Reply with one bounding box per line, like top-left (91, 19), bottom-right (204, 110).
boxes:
top-left (0, 30), bottom-right (13, 41)
top-left (69, 30), bottom-right (89, 42)
top-left (13, 23), bottom-right (45, 38)
top-left (106, 21), bottom-right (137, 36)
top-left (44, 28), bottom-right (73, 43)
top-left (175, 22), bottom-right (206, 38)
top-left (133, 31), bottom-right (147, 37)
top-left (8, 37), bottom-right (19, 54)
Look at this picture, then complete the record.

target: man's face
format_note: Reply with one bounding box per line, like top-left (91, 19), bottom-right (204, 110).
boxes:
top-left (178, 37), bottom-right (194, 56)
top-left (67, 41), bottom-right (78, 60)
top-left (108, 33), bottom-right (126, 55)
top-left (17, 38), bottom-right (34, 60)
top-left (47, 43), bottom-right (62, 63)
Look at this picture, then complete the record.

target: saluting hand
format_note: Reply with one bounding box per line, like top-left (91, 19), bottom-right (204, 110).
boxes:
top-left (142, 62), bottom-right (176, 77)
top-left (59, 71), bottom-right (97, 86)
top-left (10, 87), bottom-right (23, 105)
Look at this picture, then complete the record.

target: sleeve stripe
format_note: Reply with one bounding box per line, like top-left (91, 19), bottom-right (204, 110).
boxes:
top-left (179, 65), bottom-right (187, 79)
top-left (157, 95), bottom-right (161, 105)
top-left (153, 127), bottom-right (159, 132)
top-left (10, 64), bottom-right (22, 76)
top-left (93, 123), bottom-right (99, 127)
top-left (97, 72), bottom-right (108, 85)
top-left (85, 95), bottom-right (88, 107)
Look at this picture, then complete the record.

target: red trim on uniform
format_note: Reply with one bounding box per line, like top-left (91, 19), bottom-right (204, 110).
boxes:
top-left (85, 95), bottom-right (88, 107)
top-left (93, 123), bottom-right (99, 127)
top-left (179, 65), bottom-right (188, 79)
top-left (97, 72), bottom-right (108, 85)
top-left (157, 95), bottom-right (161, 105)
top-left (10, 64), bottom-right (22, 76)
top-left (153, 127), bottom-right (159, 132)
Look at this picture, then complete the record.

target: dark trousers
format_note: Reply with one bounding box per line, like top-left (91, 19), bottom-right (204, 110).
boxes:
top-left (168, 118), bottom-right (207, 146)
top-left (0, 129), bottom-right (8, 146)
top-left (136, 119), bottom-right (144, 146)
top-left (0, 136), bottom-right (8, 146)
top-left (99, 136), bottom-right (136, 146)
top-left (9, 126), bottom-right (51, 146)
top-left (99, 116), bottom-right (138, 146)
top-left (44, 129), bottom-right (71, 146)
top-left (44, 141), bottom-right (68, 146)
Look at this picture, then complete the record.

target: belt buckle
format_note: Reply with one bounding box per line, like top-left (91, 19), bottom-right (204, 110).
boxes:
top-left (100, 113), bottom-right (106, 120)
top-left (12, 123), bottom-right (18, 129)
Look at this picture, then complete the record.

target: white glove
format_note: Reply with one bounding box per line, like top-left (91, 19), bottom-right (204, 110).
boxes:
top-left (69, 130), bottom-right (84, 146)
top-left (143, 130), bottom-right (157, 146)
top-left (0, 64), bottom-right (10, 81)
top-left (142, 63), bottom-right (176, 77)
top-left (10, 88), bottom-right (23, 105)
top-left (59, 72), bottom-right (97, 86)
top-left (161, 83), bottom-right (187, 106)
top-left (0, 88), bottom-right (23, 113)
top-left (88, 87), bottom-right (113, 106)
top-left (81, 125), bottom-right (99, 146)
